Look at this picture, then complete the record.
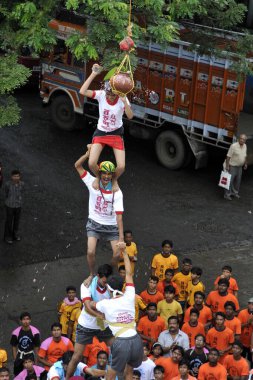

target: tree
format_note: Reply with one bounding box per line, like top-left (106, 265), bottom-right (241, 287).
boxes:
top-left (0, 0), bottom-right (252, 128)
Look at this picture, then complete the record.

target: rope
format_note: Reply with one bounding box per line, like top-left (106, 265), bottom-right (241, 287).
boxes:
top-left (127, 0), bottom-right (132, 37)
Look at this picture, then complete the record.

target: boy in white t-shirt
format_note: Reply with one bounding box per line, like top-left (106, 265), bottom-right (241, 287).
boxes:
top-left (134, 343), bottom-right (156, 380)
top-left (79, 63), bottom-right (134, 192)
top-left (89, 242), bottom-right (143, 380)
top-left (75, 146), bottom-right (124, 276)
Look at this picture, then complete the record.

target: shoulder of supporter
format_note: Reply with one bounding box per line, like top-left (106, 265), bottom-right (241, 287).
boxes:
top-left (80, 284), bottom-right (92, 300)
top-left (81, 171), bottom-right (95, 186)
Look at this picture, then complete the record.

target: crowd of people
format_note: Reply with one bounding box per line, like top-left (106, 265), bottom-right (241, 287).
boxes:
top-left (1, 236), bottom-right (253, 380)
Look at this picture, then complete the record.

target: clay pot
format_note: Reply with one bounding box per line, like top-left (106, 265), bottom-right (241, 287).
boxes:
top-left (119, 36), bottom-right (135, 51)
top-left (110, 72), bottom-right (134, 95)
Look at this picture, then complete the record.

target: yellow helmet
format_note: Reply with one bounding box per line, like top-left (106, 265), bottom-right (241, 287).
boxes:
top-left (99, 161), bottom-right (116, 173)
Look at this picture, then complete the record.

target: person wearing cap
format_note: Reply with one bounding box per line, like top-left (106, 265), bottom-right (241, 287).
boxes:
top-left (88, 242), bottom-right (143, 380)
top-left (74, 145), bottom-right (124, 276)
top-left (79, 63), bottom-right (133, 192)
top-left (238, 298), bottom-right (253, 367)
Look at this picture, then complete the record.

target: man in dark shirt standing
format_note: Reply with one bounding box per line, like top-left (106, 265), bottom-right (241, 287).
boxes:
top-left (10, 312), bottom-right (41, 375)
top-left (4, 169), bottom-right (24, 244)
top-left (185, 334), bottom-right (208, 377)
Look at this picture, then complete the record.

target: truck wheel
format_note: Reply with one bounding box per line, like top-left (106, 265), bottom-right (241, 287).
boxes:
top-left (51, 95), bottom-right (76, 131)
top-left (155, 130), bottom-right (187, 170)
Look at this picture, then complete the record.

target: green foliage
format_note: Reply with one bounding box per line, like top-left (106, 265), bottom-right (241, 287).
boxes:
top-left (0, 54), bottom-right (31, 94)
top-left (0, 96), bottom-right (21, 127)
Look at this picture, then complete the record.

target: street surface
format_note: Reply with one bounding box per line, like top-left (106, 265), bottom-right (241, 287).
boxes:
top-left (0, 89), bottom-right (253, 352)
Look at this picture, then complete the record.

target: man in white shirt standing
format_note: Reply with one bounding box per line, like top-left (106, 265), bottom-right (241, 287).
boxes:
top-left (65, 264), bottom-right (113, 380)
top-left (224, 134), bottom-right (247, 200)
top-left (134, 343), bottom-right (156, 380)
top-left (74, 145), bottom-right (124, 276)
top-left (89, 242), bottom-right (143, 380)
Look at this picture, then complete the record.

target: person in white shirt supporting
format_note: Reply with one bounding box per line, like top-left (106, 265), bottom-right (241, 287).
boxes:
top-left (224, 134), bottom-right (247, 201)
top-left (89, 242), bottom-right (143, 380)
top-left (80, 63), bottom-right (134, 192)
top-left (134, 342), bottom-right (156, 380)
top-left (74, 145), bottom-right (124, 276)
top-left (48, 351), bottom-right (106, 380)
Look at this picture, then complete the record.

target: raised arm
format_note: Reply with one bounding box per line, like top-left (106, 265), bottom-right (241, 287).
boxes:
top-left (79, 64), bottom-right (103, 97)
top-left (117, 242), bottom-right (133, 283)
top-left (74, 145), bottom-right (91, 176)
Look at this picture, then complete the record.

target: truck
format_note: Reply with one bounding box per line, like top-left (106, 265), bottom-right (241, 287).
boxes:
top-left (40, 11), bottom-right (253, 170)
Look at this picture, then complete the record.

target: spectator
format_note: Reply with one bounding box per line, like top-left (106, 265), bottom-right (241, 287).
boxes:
top-left (206, 312), bottom-right (234, 364)
top-left (140, 276), bottom-right (164, 305)
top-left (150, 343), bottom-right (164, 363)
top-left (67, 307), bottom-right (82, 344)
top-left (4, 169), bottom-right (24, 244)
top-left (134, 343), bottom-right (156, 380)
top-left (83, 337), bottom-right (109, 367)
top-left (137, 303), bottom-right (166, 348)
top-left (133, 370), bottom-right (142, 380)
top-left (151, 240), bottom-right (179, 281)
top-left (157, 269), bottom-right (179, 297)
top-left (0, 348), bottom-right (7, 368)
top-left (154, 365), bottom-right (165, 380)
top-left (91, 350), bottom-right (118, 380)
top-left (157, 286), bottom-right (183, 327)
top-left (10, 312), bottom-right (40, 375)
top-left (223, 341), bottom-right (249, 380)
top-left (224, 133), bottom-right (247, 201)
top-left (181, 309), bottom-right (205, 347)
top-left (156, 345), bottom-right (184, 380)
top-left (198, 348), bottom-right (227, 380)
top-left (13, 356), bottom-right (46, 380)
top-left (173, 258), bottom-right (192, 309)
top-left (171, 359), bottom-right (197, 380)
top-left (214, 265), bottom-right (239, 297)
top-left (186, 267), bottom-right (205, 307)
top-left (58, 286), bottom-right (82, 337)
top-left (38, 322), bottom-right (73, 371)
top-left (184, 292), bottom-right (212, 331)
top-left (118, 230), bottom-right (138, 273)
top-left (185, 334), bottom-right (208, 378)
top-left (206, 278), bottom-right (239, 317)
top-left (158, 316), bottom-right (189, 357)
top-left (224, 301), bottom-right (241, 340)
top-left (47, 351), bottom-right (105, 380)
top-left (0, 367), bottom-right (10, 380)
top-left (238, 298), bottom-right (253, 367)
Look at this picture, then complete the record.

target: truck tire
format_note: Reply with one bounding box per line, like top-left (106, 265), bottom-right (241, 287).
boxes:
top-left (155, 130), bottom-right (187, 170)
top-left (51, 95), bottom-right (76, 131)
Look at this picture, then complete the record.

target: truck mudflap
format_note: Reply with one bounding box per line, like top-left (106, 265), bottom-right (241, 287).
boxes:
top-left (186, 137), bottom-right (208, 169)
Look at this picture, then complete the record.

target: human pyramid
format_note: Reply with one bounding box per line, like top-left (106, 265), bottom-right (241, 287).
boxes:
top-left (2, 67), bottom-right (253, 380)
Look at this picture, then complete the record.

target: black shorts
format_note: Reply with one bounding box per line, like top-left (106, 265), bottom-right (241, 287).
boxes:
top-left (75, 324), bottom-right (113, 345)
top-left (111, 334), bottom-right (143, 373)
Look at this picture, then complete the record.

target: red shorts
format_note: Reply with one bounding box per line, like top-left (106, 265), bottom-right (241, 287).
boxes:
top-left (92, 135), bottom-right (125, 150)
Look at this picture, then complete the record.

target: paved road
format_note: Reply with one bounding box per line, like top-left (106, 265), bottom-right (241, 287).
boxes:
top-left (0, 89), bottom-right (253, 351)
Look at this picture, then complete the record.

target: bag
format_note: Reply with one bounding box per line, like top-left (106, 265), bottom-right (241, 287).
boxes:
top-left (218, 170), bottom-right (231, 190)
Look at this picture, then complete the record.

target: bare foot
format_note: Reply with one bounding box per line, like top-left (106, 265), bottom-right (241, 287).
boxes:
top-left (112, 178), bottom-right (119, 192)
top-left (92, 177), bottom-right (99, 190)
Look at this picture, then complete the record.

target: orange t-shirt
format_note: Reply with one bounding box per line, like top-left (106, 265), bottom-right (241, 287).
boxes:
top-left (38, 337), bottom-right (74, 370)
top-left (137, 315), bottom-right (166, 346)
top-left (83, 336), bottom-right (109, 367)
top-left (206, 291), bottom-right (239, 314)
top-left (223, 355), bottom-right (249, 376)
top-left (214, 276), bottom-right (239, 294)
top-left (172, 376), bottom-right (197, 380)
top-left (156, 357), bottom-right (179, 380)
top-left (157, 280), bottom-right (180, 296)
top-left (139, 290), bottom-right (164, 305)
top-left (173, 272), bottom-right (192, 301)
top-left (184, 305), bottom-right (212, 325)
top-left (198, 362), bottom-right (227, 380)
top-left (181, 322), bottom-right (205, 347)
top-left (238, 308), bottom-right (253, 347)
top-left (224, 317), bottom-right (241, 335)
top-left (206, 327), bottom-right (234, 363)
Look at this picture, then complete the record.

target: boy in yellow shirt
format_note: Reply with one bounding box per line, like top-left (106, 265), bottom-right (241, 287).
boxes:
top-left (151, 240), bottom-right (179, 281)
top-left (186, 267), bottom-right (205, 307)
top-left (118, 230), bottom-right (138, 273)
top-left (173, 258), bottom-right (192, 310)
top-left (157, 285), bottom-right (183, 327)
top-left (58, 286), bottom-right (82, 336)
